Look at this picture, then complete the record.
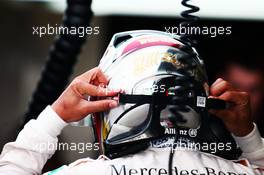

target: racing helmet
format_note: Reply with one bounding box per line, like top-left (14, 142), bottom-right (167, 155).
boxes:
top-left (92, 30), bottom-right (226, 158)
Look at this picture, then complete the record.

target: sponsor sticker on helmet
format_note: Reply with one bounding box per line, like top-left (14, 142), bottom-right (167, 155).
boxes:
top-left (197, 96), bottom-right (206, 107)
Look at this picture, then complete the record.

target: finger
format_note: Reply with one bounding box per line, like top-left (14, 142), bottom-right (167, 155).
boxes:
top-left (87, 84), bottom-right (121, 97)
top-left (72, 80), bottom-right (120, 97)
top-left (210, 80), bottom-right (234, 96)
top-left (83, 99), bottom-right (118, 113)
top-left (79, 67), bottom-right (109, 86)
top-left (218, 91), bottom-right (249, 106)
top-left (211, 78), bottom-right (223, 87)
top-left (90, 67), bottom-right (109, 85)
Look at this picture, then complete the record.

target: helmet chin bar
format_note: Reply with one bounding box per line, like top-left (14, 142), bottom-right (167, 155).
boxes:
top-left (104, 103), bottom-right (165, 158)
top-left (104, 86), bottom-right (227, 158)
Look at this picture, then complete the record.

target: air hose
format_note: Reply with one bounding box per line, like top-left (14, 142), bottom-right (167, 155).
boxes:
top-left (168, 1), bottom-right (200, 175)
top-left (180, 0), bottom-right (200, 46)
top-left (169, 0), bottom-right (241, 162)
top-left (22, 0), bottom-right (93, 126)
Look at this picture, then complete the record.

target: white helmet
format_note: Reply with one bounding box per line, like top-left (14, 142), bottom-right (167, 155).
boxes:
top-left (92, 30), bottom-right (223, 158)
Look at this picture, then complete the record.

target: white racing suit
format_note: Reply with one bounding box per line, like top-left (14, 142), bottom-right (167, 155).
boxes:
top-left (0, 106), bottom-right (263, 175)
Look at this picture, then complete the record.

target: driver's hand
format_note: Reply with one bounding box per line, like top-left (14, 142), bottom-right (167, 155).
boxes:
top-left (209, 78), bottom-right (254, 137)
top-left (52, 67), bottom-right (120, 123)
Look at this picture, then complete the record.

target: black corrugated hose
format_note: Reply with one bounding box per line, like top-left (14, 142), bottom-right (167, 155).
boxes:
top-left (21, 0), bottom-right (93, 127)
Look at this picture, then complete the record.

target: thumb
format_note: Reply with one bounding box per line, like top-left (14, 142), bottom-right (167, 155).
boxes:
top-left (83, 99), bottom-right (118, 114)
